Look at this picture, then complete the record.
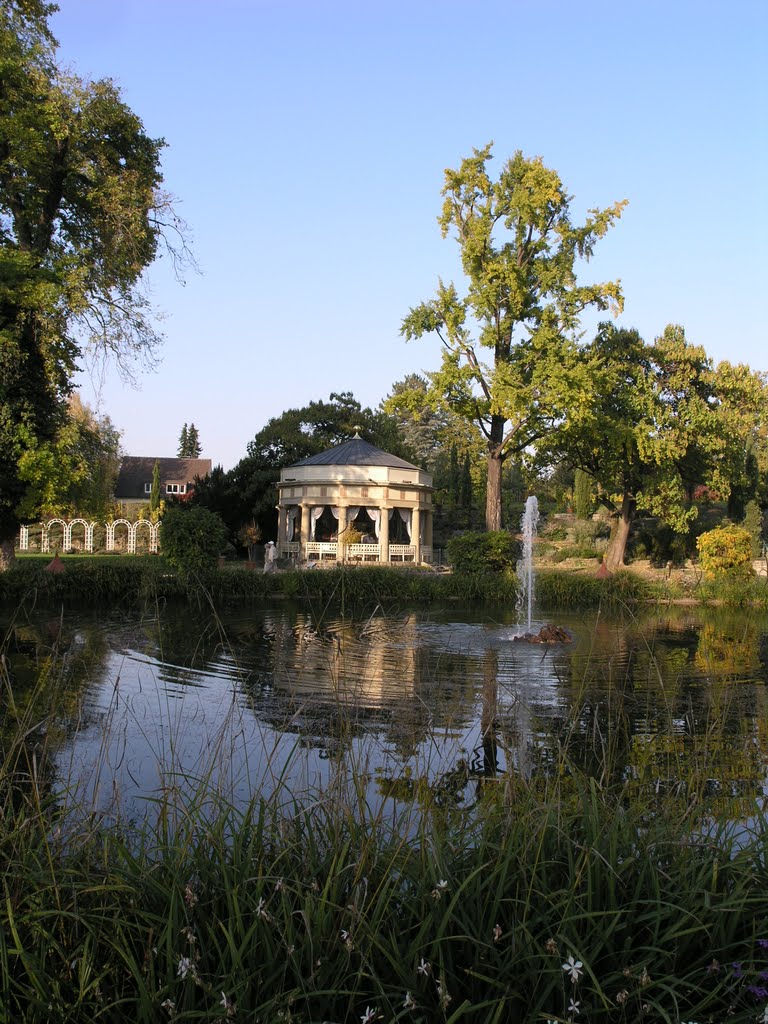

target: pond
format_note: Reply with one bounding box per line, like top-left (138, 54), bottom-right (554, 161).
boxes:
top-left (2, 600), bottom-right (767, 823)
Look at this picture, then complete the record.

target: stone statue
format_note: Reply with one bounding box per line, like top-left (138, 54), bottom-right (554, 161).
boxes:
top-left (264, 540), bottom-right (277, 573)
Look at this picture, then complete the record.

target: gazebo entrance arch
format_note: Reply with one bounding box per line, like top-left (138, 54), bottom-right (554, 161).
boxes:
top-left (276, 434), bottom-right (433, 565)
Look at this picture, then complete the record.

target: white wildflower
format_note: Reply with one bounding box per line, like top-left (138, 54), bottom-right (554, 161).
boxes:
top-left (568, 997), bottom-right (580, 1015)
top-left (177, 956), bottom-right (196, 981)
top-left (562, 954), bottom-right (583, 984)
top-left (403, 991), bottom-right (416, 1010)
top-left (360, 1007), bottom-right (380, 1023)
top-left (220, 991), bottom-right (236, 1018)
top-left (417, 957), bottom-right (431, 976)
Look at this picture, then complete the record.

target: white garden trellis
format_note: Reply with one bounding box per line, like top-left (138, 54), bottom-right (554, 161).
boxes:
top-left (20, 518), bottom-right (160, 555)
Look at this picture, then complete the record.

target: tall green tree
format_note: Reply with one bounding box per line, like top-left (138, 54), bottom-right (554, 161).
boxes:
top-left (149, 460), bottom-right (161, 513)
top-left (177, 424), bottom-right (189, 458)
top-left (544, 323), bottom-right (768, 569)
top-left (222, 392), bottom-right (410, 540)
top-left (0, 1), bottom-right (191, 567)
top-left (573, 468), bottom-right (593, 520)
top-left (186, 423), bottom-right (201, 457)
top-left (399, 143), bottom-right (626, 531)
top-left (11, 393), bottom-right (121, 520)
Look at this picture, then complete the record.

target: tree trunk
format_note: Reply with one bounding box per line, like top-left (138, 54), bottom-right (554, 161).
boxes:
top-left (0, 535), bottom-right (16, 571)
top-left (486, 451), bottom-right (502, 531)
top-left (485, 416), bottom-right (506, 532)
top-left (605, 493), bottom-right (635, 571)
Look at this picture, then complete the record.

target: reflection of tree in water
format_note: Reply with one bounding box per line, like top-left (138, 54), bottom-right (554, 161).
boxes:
top-left (0, 608), bottom-right (114, 812)
top-left (694, 618), bottom-right (761, 679)
top-left (519, 611), bottom-right (768, 810)
top-left (4, 602), bottom-right (766, 822)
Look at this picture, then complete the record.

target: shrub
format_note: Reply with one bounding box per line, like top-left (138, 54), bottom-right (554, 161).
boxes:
top-left (696, 524), bottom-right (753, 578)
top-left (160, 506), bottom-right (229, 576)
top-left (543, 524), bottom-right (568, 541)
top-left (742, 500), bottom-right (764, 558)
top-left (447, 530), bottom-right (519, 574)
top-left (552, 546), bottom-right (603, 563)
top-left (573, 468), bottom-right (593, 519)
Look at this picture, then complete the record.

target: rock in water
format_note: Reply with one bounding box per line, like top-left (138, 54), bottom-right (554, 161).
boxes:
top-left (513, 624), bottom-right (572, 644)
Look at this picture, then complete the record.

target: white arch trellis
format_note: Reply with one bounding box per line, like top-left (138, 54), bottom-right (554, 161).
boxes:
top-left (106, 519), bottom-right (160, 554)
top-left (21, 518), bottom-right (160, 555)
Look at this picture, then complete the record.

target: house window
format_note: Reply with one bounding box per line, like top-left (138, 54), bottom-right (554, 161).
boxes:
top-left (165, 483), bottom-right (186, 494)
top-left (144, 483), bottom-right (152, 494)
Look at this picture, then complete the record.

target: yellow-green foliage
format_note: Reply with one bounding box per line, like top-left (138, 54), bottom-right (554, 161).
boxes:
top-left (696, 524), bottom-right (753, 577)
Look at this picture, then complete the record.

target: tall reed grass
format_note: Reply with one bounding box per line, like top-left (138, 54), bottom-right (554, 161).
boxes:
top-left (1, 626), bottom-right (766, 1024)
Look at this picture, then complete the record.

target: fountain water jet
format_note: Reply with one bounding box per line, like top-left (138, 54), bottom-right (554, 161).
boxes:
top-left (516, 495), bottom-right (540, 632)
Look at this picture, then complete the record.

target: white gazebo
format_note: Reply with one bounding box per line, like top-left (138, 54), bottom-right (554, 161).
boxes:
top-left (276, 434), bottom-right (434, 564)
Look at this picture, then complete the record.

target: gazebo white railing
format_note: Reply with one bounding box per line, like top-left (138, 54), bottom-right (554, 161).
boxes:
top-left (305, 542), bottom-right (337, 561)
top-left (388, 544), bottom-right (415, 562)
top-left (347, 543), bottom-right (380, 562)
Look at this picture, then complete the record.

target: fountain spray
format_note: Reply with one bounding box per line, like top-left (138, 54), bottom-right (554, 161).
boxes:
top-left (516, 495), bottom-right (540, 632)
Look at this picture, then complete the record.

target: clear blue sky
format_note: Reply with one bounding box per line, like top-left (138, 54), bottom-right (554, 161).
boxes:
top-left (53, 0), bottom-right (767, 470)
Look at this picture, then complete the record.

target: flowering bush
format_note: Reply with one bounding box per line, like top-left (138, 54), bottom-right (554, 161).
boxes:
top-left (696, 524), bottom-right (754, 578)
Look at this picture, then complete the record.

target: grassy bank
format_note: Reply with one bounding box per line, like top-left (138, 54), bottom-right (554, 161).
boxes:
top-left (2, 583), bottom-right (767, 1022)
top-left (1, 683), bottom-right (766, 1023)
top-left (3, 555), bottom-right (768, 611)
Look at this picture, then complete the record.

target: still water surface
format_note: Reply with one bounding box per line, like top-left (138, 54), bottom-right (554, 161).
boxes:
top-left (3, 602), bottom-right (768, 821)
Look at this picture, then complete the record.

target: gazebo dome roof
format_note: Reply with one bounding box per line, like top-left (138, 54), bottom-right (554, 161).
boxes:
top-left (291, 437), bottom-right (419, 471)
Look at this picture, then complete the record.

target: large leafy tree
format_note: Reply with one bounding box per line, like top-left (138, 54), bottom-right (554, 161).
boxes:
top-left (0, 1), bottom-right (190, 566)
top-left (14, 394), bottom-right (121, 520)
top-left (399, 143), bottom-right (626, 531)
top-left (544, 323), bottom-right (768, 569)
top-left (384, 374), bottom-right (485, 536)
top-left (215, 392), bottom-right (411, 542)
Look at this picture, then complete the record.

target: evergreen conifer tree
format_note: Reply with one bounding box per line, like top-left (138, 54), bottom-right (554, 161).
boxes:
top-left (187, 424), bottom-right (201, 457)
top-left (150, 461), bottom-right (161, 511)
top-left (574, 468), bottom-right (593, 520)
top-left (178, 424), bottom-right (189, 457)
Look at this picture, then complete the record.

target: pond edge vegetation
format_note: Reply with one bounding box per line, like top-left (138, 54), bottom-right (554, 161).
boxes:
top-left (1, 644), bottom-right (767, 1024)
top-left (2, 556), bottom-right (768, 611)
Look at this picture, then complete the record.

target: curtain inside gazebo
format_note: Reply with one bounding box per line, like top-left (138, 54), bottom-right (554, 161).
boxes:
top-left (286, 507), bottom-right (298, 541)
top-left (309, 506), bottom-right (324, 540)
top-left (399, 508), bottom-right (412, 540)
top-left (366, 508), bottom-right (395, 539)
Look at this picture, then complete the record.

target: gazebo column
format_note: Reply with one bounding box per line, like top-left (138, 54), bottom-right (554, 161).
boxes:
top-left (412, 507), bottom-right (421, 563)
top-left (278, 505), bottom-right (288, 548)
top-left (424, 508), bottom-right (433, 549)
top-left (335, 504), bottom-right (347, 563)
top-left (298, 503), bottom-right (311, 560)
top-left (379, 505), bottom-right (390, 562)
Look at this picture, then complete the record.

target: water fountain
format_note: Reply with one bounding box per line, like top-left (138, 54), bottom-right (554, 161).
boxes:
top-left (516, 495), bottom-right (540, 632)
top-left (514, 495), bottom-right (571, 644)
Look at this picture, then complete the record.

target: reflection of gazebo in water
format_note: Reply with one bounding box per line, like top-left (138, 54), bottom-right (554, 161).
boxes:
top-left (276, 433), bottom-right (434, 564)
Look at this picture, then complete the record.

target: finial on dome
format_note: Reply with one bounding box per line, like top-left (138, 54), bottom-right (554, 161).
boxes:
top-left (352, 425), bottom-right (362, 439)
